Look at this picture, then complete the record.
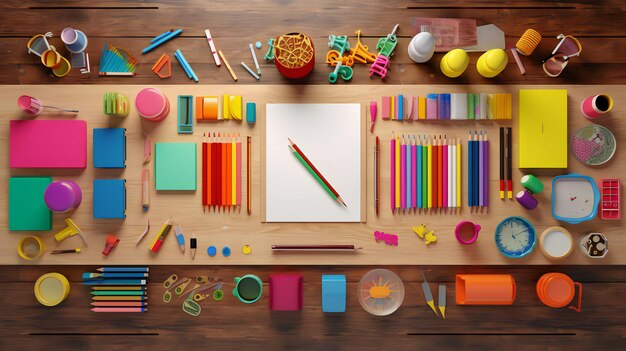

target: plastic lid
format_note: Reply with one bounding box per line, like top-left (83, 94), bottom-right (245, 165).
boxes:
top-left (544, 274), bottom-right (574, 305)
top-left (44, 181), bottom-right (77, 212)
top-left (207, 246), bottom-right (217, 257)
top-left (222, 246), bottom-right (231, 257)
top-left (357, 269), bottom-right (405, 316)
top-left (242, 245), bottom-right (252, 255)
top-left (135, 88), bottom-right (167, 119)
top-left (34, 273), bottom-right (70, 307)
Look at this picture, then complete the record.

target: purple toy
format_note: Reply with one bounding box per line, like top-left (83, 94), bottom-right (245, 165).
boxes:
top-left (44, 180), bottom-right (82, 213)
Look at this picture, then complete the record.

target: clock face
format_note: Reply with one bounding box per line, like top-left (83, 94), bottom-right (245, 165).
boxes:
top-left (495, 216), bottom-right (536, 258)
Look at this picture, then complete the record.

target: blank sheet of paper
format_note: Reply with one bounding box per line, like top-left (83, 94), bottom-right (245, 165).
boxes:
top-left (264, 103), bottom-right (362, 222)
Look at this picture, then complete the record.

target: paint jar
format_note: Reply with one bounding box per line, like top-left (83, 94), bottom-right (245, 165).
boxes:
top-left (454, 221), bottom-right (481, 244)
top-left (44, 180), bottom-right (82, 213)
top-left (18, 235), bottom-right (45, 260)
top-left (61, 27), bottom-right (88, 53)
top-left (136, 87), bottom-right (170, 122)
top-left (536, 272), bottom-right (582, 312)
top-left (539, 226), bottom-right (573, 260)
top-left (580, 232), bottom-right (608, 258)
top-left (581, 94), bottom-right (613, 119)
top-left (233, 274), bottom-right (263, 303)
top-left (34, 272), bottom-right (71, 307)
top-left (456, 274), bottom-right (516, 305)
top-left (274, 33), bottom-right (315, 79)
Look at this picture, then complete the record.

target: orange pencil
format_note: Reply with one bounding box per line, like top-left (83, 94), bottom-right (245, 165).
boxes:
top-left (437, 135), bottom-right (443, 209)
top-left (221, 134), bottom-right (227, 211)
top-left (226, 135), bottom-right (232, 212)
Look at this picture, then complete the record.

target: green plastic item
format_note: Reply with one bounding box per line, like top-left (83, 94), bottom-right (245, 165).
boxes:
top-left (264, 38), bottom-right (275, 62)
top-left (9, 177), bottom-right (52, 231)
top-left (213, 289), bottom-right (224, 301)
top-left (182, 292), bottom-right (202, 316)
top-left (155, 142), bottom-right (197, 190)
top-left (328, 35), bottom-right (350, 56)
top-left (329, 62), bottom-right (353, 84)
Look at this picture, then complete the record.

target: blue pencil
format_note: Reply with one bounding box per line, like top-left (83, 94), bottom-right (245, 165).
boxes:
top-left (468, 132), bottom-right (474, 207)
top-left (83, 279), bottom-right (147, 285)
top-left (398, 95), bottom-right (404, 121)
top-left (96, 267), bottom-right (149, 273)
top-left (151, 29), bottom-right (174, 43)
top-left (174, 49), bottom-right (199, 82)
top-left (417, 136), bottom-right (422, 209)
top-left (83, 273), bottom-right (149, 279)
top-left (142, 28), bottom-right (182, 54)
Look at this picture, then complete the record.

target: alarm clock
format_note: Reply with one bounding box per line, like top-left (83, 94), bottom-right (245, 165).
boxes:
top-left (495, 216), bottom-right (536, 258)
top-left (551, 174), bottom-right (600, 224)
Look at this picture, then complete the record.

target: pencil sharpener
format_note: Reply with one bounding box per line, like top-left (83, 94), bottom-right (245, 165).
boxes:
top-left (102, 234), bottom-right (120, 256)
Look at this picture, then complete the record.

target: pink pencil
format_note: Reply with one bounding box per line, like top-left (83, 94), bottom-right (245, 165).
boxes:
top-left (91, 307), bottom-right (147, 312)
top-left (91, 301), bottom-right (147, 307)
top-left (411, 135), bottom-right (417, 209)
top-left (443, 136), bottom-right (448, 209)
top-left (400, 135), bottom-right (406, 210)
top-left (236, 135), bottom-right (242, 209)
top-left (390, 133), bottom-right (396, 214)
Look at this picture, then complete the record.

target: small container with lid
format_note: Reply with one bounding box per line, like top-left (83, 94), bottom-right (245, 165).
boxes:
top-left (536, 272), bottom-right (582, 312)
top-left (135, 87), bottom-right (170, 122)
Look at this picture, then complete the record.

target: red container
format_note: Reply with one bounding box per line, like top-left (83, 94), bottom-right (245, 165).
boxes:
top-left (274, 33), bottom-right (315, 79)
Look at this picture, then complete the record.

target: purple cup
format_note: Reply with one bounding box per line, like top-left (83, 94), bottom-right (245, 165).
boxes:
top-left (44, 180), bottom-right (82, 213)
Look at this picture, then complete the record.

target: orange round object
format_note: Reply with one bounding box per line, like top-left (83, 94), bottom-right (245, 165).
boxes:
top-left (536, 272), bottom-right (582, 312)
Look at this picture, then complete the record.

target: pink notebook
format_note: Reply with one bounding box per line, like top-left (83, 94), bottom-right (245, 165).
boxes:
top-left (10, 120), bottom-right (87, 168)
top-left (269, 274), bottom-right (303, 311)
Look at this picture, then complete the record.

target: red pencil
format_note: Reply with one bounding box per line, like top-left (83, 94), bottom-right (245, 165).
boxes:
top-left (212, 133), bottom-right (218, 211)
top-left (226, 135), bottom-right (232, 212)
top-left (221, 134), bottom-right (227, 211)
top-left (202, 133), bottom-right (207, 211)
top-left (207, 133), bottom-right (212, 210)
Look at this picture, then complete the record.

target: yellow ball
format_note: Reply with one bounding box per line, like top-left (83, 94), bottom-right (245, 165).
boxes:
top-left (477, 49), bottom-right (508, 78)
top-left (440, 49), bottom-right (469, 78)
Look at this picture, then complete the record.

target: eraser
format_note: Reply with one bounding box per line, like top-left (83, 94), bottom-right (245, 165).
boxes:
top-left (246, 102), bottom-right (256, 123)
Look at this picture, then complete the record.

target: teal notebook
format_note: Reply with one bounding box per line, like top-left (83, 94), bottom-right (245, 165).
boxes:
top-left (155, 142), bottom-right (197, 190)
top-left (9, 177), bottom-right (53, 231)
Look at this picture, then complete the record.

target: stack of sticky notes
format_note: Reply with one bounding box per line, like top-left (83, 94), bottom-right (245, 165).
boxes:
top-left (93, 128), bottom-right (126, 168)
top-left (93, 179), bottom-right (126, 219)
top-left (381, 93), bottom-right (512, 121)
top-left (222, 95), bottom-right (242, 120)
top-left (155, 142), bottom-right (197, 190)
top-left (196, 96), bottom-right (220, 121)
top-left (103, 92), bottom-right (130, 117)
top-left (9, 177), bottom-right (52, 230)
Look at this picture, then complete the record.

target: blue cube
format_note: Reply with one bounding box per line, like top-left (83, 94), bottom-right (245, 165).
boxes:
top-left (322, 274), bottom-right (346, 313)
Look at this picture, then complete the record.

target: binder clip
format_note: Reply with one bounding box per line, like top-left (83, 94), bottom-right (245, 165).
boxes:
top-left (102, 234), bottom-right (120, 256)
top-left (54, 218), bottom-right (88, 247)
top-left (151, 53), bottom-right (171, 78)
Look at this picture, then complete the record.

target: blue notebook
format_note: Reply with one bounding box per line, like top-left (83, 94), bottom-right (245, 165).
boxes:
top-left (93, 179), bottom-right (126, 219)
top-left (93, 128), bottom-right (126, 168)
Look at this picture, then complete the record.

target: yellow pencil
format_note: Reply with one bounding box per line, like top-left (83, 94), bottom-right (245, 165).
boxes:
top-left (395, 135), bottom-right (400, 210)
top-left (427, 137), bottom-right (432, 209)
top-left (148, 217), bottom-right (172, 252)
top-left (231, 135), bottom-right (237, 207)
top-left (456, 138), bottom-right (461, 209)
top-left (218, 50), bottom-right (238, 81)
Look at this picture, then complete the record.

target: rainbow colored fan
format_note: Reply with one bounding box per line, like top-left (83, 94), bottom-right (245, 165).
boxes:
top-left (357, 269), bottom-right (405, 316)
top-left (99, 42), bottom-right (137, 76)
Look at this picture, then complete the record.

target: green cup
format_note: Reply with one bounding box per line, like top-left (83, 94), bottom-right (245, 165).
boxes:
top-left (233, 274), bottom-right (263, 303)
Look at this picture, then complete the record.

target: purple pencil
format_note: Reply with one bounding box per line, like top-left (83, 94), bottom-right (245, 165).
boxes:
top-left (483, 132), bottom-right (489, 207)
top-left (412, 136), bottom-right (417, 210)
top-left (391, 133), bottom-right (395, 214)
top-left (401, 135), bottom-right (406, 210)
top-left (479, 131), bottom-right (484, 207)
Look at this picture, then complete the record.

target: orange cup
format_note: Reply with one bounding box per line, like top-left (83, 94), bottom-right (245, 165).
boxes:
top-left (536, 272), bottom-right (582, 312)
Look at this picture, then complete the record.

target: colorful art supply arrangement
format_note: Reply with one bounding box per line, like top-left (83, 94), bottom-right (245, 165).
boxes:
top-left (201, 133), bottom-right (243, 212)
top-left (600, 179), bottom-right (621, 220)
top-left (467, 131), bottom-right (489, 210)
top-left (162, 274), bottom-right (223, 316)
top-left (390, 134), bottom-right (461, 214)
top-left (380, 93), bottom-right (512, 121)
top-left (99, 43), bottom-right (137, 76)
top-left (83, 267), bottom-right (149, 312)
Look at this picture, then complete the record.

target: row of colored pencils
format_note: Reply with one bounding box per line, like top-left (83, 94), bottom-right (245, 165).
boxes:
top-left (468, 130), bottom-right (489, 209)
top-left (83, 267), bottom-right (149, 312)
top-left (202, 132), bottom-right (242, 212)
top-left (390, 133), bottom-right (461, 213)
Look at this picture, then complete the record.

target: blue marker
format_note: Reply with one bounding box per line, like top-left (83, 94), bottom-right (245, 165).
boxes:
top-left (174, 49), bottom-right (199, 82)
top-left (142, 28), bottom-right (183, 54)
top-left (151, 29), bottom-right (174, 43)
top-left (174, 225), bottom-right (185, 253)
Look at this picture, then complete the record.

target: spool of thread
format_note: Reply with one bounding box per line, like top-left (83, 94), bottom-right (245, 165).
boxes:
top-left (521, 174), bottom-right (544, 194)
top-left (18, 235), bottom-right (45, 260)
top-left (581, 94), bottom-right (613, 119)
top-left (515, 29), bottom-right (541, 56)
top-left (136, 87), bottom-right (170, 122)
top-left (44, 180), bottom-right (82, 213)
top-left (516, 190), bottom-right (538, 210)
top-left (61, 27), bottom-right (88, 53)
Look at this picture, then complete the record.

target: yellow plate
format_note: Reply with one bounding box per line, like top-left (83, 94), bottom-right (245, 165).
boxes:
top-left (34, 273), bottom-right (70, 307)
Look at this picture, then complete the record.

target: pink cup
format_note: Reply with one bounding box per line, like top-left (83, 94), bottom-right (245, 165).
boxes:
top-left (581, 94), bottom-right (613, 119)
top-left (18, 95), bottom-right (43, 115)
top-left (136, 87), bottom-right (170, 122)
top-left (455, 221), bottom-right (481, 244)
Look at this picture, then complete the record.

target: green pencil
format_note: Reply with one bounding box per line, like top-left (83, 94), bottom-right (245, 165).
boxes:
top-left (91, 291), bottom-right (147, 296)
top-left (289, 145), bottom-right (336, 201)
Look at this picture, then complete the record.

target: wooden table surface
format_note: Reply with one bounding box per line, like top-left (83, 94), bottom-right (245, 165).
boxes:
top-left (1, 0), bottom-right (625, 350)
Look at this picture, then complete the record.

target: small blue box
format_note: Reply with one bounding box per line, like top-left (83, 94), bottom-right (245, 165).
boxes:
top-left (322, 274), bottom-right (346, 313)
top-left (93, 179), bottom-right (126, 219)
top-left (93, 128), bottom-right (126, 168)
top-left (246, 102), bottom-right (256, 123)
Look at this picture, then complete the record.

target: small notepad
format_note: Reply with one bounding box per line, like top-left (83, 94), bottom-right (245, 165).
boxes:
top-left (9, 177), bottom-right (52, 231)
top-left (93, 128), bottom-right (126, 168)
top-left (93, 179), bottom-right (126, 219)
top-left (155, 142), bottom-right (197, 190)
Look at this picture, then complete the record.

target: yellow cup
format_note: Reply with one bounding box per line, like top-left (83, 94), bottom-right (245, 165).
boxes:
top-left (18, 236), bottom-right (45, 260)
top-left (34, 273), bottom-right (71, 307)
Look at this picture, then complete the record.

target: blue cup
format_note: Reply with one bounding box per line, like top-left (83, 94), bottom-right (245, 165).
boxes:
top-left (61, 28), bottom-right (88, 53)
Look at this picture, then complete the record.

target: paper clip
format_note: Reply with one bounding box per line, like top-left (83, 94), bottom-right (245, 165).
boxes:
top-left (151, 53), bottom-right (171, 79)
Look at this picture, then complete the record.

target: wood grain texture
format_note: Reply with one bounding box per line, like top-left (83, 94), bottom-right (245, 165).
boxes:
top-left (0, 265), bottom-right (624, 351)
top-left (1, 85), bottom-right (623, 265)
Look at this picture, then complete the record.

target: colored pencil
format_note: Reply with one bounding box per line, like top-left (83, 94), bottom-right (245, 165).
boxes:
top-left (92, 296), bottom-right (147, 301)
top-left (221, 135), bottom-right (227, 209)
top-left (92, 286), bottom-right (146, 291)
top-left (91, 291), bottom-right (147, 296)
top-left (395, 134), bottom-right (400, 210)
top-left (468, 132), bottom-right (474, 207)
top-left (483, 132), bottom-right (489, 207)
top-left (499, 127), bottom-right (505, 199)
top-left (202, 133), bottom-right (207, 210)
top-left (207, 133), bottom-right (213, 209)
top-left (390, 134), bottom-right (395, 214)
top-left (401, 135), bottom-right (406, 210)
top-left (91, 302), bottom-right (147, 307)
top-left (151, 29), bottom-right (174, 43)
top-left (456, 138), bottom-right (461, 208)
top-left (448, 143), bottom-right (453, 209)
top-left (83, 280), bottom-right (147, 286)
top-left (213, 133), bottom-right (220, 211)
top-left (289, 145), bottom-right (336, 201)
top-left (91, 307), bottom-right (147, 313)
top-left (422, 136), bottom-right (428, 209)
top-left (406, 137), bottom-right (411, 210)
top-left (443, 136), bottom-right (448, 209)
top-left (506, 127), bottom-right (513, 199)
top-left (96, 267), bottom-right (149, 273)
top-left (451, 142), bottom-right (456, 209)
top-left (473, 131), bottom-right (480, 207)
top-left (427, 137), bottom-right (432, 209)
top-left (479, 131), bottom-right (484, 207)
top-left (437, 135), bottom-right (443, 208)
top-left (272, 245), bottom-right (360, 252)
top-left (51, 249), bottom-right (81, 254)
top-left (218, 50), bottom-right (238, 81)
top-left (83, 273), bottom-right (148, 279)
top-left (375, 136), bottom-right (379, 216)
top-left (226, 137), bottom-right (232, 210)
top-left (417, 136), bottom-right (422, 209)
top-left (412, 136), bottom-right (417, 209)
top-left (148, 217), bottom-right (172, 253)
top-left (288, 138), bottom-right (347, 207)
top-left (237, 135), bottom-right (242, 210)
top-left (247, 136), bottom-right (251, 215)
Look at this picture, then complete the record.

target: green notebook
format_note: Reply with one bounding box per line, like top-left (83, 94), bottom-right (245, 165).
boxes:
top-left (9, 177), bottom-right (53, 231)
top-left (155, 142), bottom-right (197, 190)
